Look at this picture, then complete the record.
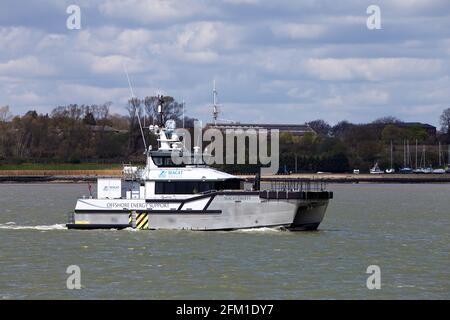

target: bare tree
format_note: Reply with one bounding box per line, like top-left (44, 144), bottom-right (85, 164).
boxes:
top-left (91, 102), bottom-right (111, 121)
top-left (143, 96), bottom-right (182, 126)
top-left (372, 116), bottom-right (402, 124)
top-left (126, 98), bottom-right (142, 154)
top-left (439, 108), bottom-right (450, 134)
top-left (308, 119), bottom-right (331, 136)
top-left (0, 105), bottom-right (12, 122)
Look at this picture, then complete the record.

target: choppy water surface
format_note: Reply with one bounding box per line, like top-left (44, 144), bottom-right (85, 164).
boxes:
top-left (0, 183), bottom-right (448, 299)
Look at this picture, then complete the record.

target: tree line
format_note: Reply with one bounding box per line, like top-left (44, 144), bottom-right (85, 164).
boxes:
top-left (1, 102), bottom-right (449, 173)
top-left (0, 97), bottom-right (195, 164)
top-left (278, 112), bottom-right (450, 173)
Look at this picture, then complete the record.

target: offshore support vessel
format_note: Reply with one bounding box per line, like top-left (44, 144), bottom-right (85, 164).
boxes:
top-left (67, 97), bottom-right (333, 231)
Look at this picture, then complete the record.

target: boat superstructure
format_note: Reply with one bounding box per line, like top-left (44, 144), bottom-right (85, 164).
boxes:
top-left (67, 96), bottom-right (333, 231)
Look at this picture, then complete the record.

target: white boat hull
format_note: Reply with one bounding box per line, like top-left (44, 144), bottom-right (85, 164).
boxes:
top-left (68, 191), bottom-right (332, 231)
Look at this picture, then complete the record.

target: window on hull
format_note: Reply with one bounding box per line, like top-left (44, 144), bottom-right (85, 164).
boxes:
top-left (155, 179), bottom-right (242, 194)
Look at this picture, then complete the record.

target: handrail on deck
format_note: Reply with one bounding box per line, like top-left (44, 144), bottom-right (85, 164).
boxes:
top-left (263, 179), bottom-right (327, 192)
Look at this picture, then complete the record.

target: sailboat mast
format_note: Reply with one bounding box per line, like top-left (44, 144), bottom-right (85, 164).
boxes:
top-left (390, 140), bottom-right (393, 169)
top-left (407, 140), bottom-right (410, 167)
top-left (415, 139), bottom-right (418, 169)
top-left (439, 141), bottom-right (442, 167)
top-left (403, 140), bottom-right (406, 167)
top-left (423, 146), bottom-right (426, 168)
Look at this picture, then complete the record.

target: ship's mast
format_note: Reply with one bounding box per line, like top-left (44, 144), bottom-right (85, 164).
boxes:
top-left (157, 95), bottom-right (164, 127)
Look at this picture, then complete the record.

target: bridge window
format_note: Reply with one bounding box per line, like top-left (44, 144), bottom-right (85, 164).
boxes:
top-left (155, 179), bottom-right (242, 194)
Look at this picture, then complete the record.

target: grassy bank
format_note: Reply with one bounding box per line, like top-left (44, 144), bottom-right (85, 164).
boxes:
top-left (0, 163), bottom-right (122, 170)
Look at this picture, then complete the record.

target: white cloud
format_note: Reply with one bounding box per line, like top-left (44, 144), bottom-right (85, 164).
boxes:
top-left (1, 0), bottom-right (449, 126)
top-left (322, 88), bottom-right (390, 108)
top-left (99, 0), bottom-right (206, 23)
top-left (304, 58), bottom-right (446, 81)
top-left (55, 84), bottom-right (129, 104)
top-left (175, 21), bottom-right (241, 51)
top-left (176, 22), bottom-right (219, 50)
top-left (9, 91), bottom-right (42, 105)
top-left (0, 56), bottom-right (57, 77)
top-left (223, 0), bottom-right (260, 4)
top-left (287, 87), bottom-right (314, 99)
top-left (72, 27), bottom-right (153, 56)
top-left (89, 55), bottom-right (132, 74)
top-left (0, 27), bottom-right (44, 55)
top-left (388, 0), bottom-right (448, 11)
top-left (272, 23), bottom-right (327, 39)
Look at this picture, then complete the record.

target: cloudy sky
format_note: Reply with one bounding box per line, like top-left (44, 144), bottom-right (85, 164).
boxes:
top-left (1, 0), bottom-right (449, 126)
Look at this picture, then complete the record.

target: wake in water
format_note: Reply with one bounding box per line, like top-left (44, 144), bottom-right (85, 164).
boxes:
top-left (122, 226), bottom-right (284, 233)
top-left (0, 223), bottom-right (285, 233)
top-left (232, 227), bottom-right (284, 233)
top-left (0, 222), bottom-right (66, 231)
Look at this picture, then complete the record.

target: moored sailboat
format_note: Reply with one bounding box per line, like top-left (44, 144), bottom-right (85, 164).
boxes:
top-left (399, 140), bottom-right (413, 174)
top-left (385, 140), bottom-right (395, 173)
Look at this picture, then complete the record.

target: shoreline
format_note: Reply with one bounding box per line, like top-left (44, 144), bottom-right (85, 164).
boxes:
top-left (2, 170), bottom-right (450, 183)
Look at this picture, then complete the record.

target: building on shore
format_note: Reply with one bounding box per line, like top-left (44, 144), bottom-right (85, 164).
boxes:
top-left (205, 123), bottom-right (316, 137)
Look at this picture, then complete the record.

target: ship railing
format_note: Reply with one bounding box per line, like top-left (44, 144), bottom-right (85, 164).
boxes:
top-left (262, 179), bottom-right (327, 192)
top-left (122, 164), bottom-right (142, 181)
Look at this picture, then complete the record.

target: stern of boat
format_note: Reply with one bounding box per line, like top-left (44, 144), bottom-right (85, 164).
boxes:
top-left (289, 200), bottom-right (330, 231)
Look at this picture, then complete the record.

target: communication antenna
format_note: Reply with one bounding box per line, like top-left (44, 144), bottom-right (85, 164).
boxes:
top-left (212, 80), bottom-right (219, 125)
top-left (124, 64), bottom-right (147, 152)
top-left (210, 80), bottom-right (235, 124)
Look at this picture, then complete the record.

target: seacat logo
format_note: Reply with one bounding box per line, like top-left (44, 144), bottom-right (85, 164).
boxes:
top-left (159, 169), bottom-right (182, 178)
top-left (103, 185), bottom-right (119, 191)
